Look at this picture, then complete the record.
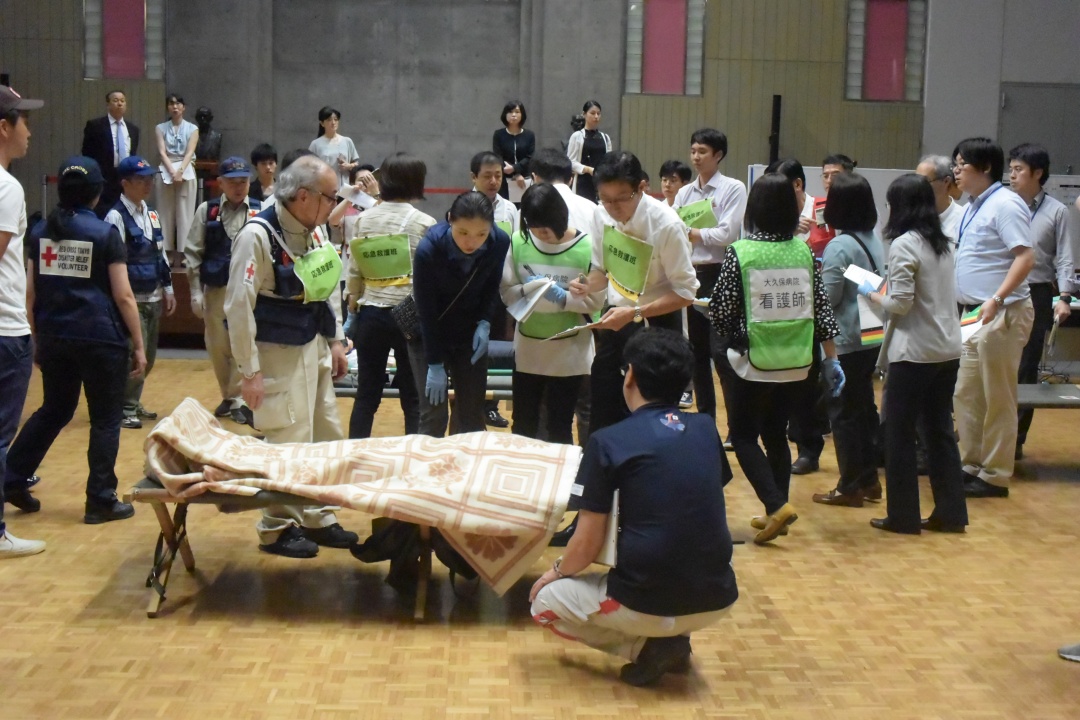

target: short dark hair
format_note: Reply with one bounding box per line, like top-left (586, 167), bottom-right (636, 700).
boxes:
top-left (530, 147), bottom-right (574, 184)
top-left (448, 191), bottom-right (495, 224)
top-left (164, 93), bottom-right (185, 107)
top-left (582, 100), bottom-right (602, 114)
top-left (280, 148), bottom-right (314, 171)
top-left (105, 89), bottom-right (125, 103)
top-left (520, 183), bottom-right (569, 238)
top-left (250, 143), bottom-right (277, 165)
top-left (745, 173), bottom-right (799, 236)
top-left (822, 154), bottom-right (856, 172)
top-left (765, 157), bottom-right (806, 187)
top-left (823, 173), bottom-right (878, 232)
top-left (952, 137), bottom-right (1004, 182)
top-left (349, 163), bottom-right (376, 184)
top-left (470, 151), bottom-right (502, 176)
top-left (883, 173), bottom-right (950, 257)
top-left (659, 159), bottom-right (691, 183)
top-left (500, 101), bottom-right (527, 127)
top-left (1008, 143), bottom-right (1050, 186)
top-left (594, 151), bottom-right (646, 189)
top-left (690, 128), bottom-right (728, 158)
top-left (622, 328), bottom-right (693, 405)
top-left (0, 108), bottom-right (21, 128)
top-left (378, 152), bottom-right (426, 202)
top-left (57, 173), bottom-right (102, 209)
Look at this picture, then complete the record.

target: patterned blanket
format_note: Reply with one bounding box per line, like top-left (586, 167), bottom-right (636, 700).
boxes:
top-left (145, 398), bottom-right (581, 594)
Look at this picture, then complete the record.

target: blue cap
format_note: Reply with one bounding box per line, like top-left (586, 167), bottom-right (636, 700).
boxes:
top-left (218, 156), bottom-right (251, 178)
top-left (58, 156), bottom-right (104, 185)
top-left (117, 156), bottom-right (155, 178)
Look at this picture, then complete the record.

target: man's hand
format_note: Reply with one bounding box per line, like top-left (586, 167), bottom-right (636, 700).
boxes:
top-left (1054, 298), bottom-right (1072, 324)
top-left (242, 372), bottom-right (265, 411)
top-left (129, 348), bottom-right (147, 378)
top-left (797, 215), bottom-right (813, 235)
top-left (331, 341), bottom-right (348, 380)
top-left (190, 292), bottom-right (204, 319)
top-left (529, 568), bottom-right (562, 603)
top-left (163, 292), bottom-right (177, 316)
top-left (594, 306), bottom-right (635, 332)
top-left (977, 298), bottom-right (999, 324)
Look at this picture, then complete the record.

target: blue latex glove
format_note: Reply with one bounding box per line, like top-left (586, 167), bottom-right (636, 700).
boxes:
top-left (543, 283), bottom-right (568, 306)
top-left (471, 319), bottom-right (491, 365)
top-left (822, 357), bottom-right (846, 397)
top-left (426, 363), bottom-right (448, 405)
top-left (524, 274), bottom-right (545, 285)
top-left (342, 310), bottom-right (358, 339)
top-left (857, 279), bottom-right (878, 297)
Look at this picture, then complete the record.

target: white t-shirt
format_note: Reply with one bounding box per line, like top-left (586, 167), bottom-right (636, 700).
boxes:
top-left (939, 198), bottom-right (963, 246)
top-left (0, 165), bottom-right (30, 336)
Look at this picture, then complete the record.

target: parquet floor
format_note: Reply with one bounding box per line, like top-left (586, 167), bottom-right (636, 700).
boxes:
top-left (1, 357), bottom-right (1078, 719)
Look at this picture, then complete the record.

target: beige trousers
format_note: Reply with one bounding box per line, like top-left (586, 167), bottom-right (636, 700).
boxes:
top-left (253, 336), bottom-right (343, 544)
top-left (155, 174), bottom-right (197, 253)
top-left (202, 286), bottom-right (241, 403)
top-left (531, 573), bottom-right (730, 662)
top-left (954, 298), bottom-right (1034, 488)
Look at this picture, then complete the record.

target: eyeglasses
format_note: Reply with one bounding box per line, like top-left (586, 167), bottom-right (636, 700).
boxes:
top-left (600, 191), bottom-right (639, 207)
top-left (953, 160), bottom-right (971, 172)
top-left (307, 187), bottom-right (338, 205)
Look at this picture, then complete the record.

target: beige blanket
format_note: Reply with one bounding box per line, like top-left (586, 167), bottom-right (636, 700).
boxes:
top-left (145, 399), bottom-right (581, 594)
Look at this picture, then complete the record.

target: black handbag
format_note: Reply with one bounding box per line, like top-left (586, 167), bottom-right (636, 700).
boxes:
top-left (390, 295), bottom-right (422, 340)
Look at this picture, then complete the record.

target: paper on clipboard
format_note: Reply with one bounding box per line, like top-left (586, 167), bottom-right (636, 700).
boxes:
top-left (507, 177), bottom-right (533, 203)
top-left (337, 184), bottom-right (378, 210)
top-left (594, 490), bottom-right (618, 567)
top-left (158, 163), bottom-right (196, 185)
top-left (543, 321), bottom-right (601, 341)
top-left (506, 277), bottom-right (555, 323)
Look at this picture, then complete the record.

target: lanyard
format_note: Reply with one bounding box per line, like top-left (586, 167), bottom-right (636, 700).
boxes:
top-left (1029, 193), bottom-right (1044, 221)
top-left (957, 183), bottom-right (1003, 243)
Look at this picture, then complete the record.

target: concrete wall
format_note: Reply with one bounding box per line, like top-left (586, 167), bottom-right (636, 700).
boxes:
top-left (165, 0), bottom-right (625, 217)
top-left (922, 0), bottom-right (1080, 157)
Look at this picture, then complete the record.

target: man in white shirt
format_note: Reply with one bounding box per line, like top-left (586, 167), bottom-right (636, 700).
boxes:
top-left (0, 85), bottom-right (46, 558)
top-left (104, 156), bottom-right (176, 428)
top-left (952, 137), bottom-right (1034, 498)
top-left (81, 90), bottom-right (139, 218)
top-left (916, 155), bottom-right (965, 243)
top-left (1007, 143), bottom-right (1074, 460)
top-left (672, 129), bottom-right (747, 423)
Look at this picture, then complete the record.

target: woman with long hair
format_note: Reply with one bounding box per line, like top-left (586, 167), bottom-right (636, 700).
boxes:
top-left (860, 173), bottom-right (966, 534)
top-left (308, 106), bottom-right (359, 189)
top-left (566, 100), bottom-right (611, 203)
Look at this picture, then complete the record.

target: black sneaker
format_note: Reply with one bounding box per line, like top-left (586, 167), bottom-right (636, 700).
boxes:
top-left (619, 635), bottom-right (693, 686)
top-left (259, 525), bottom-right (318, 558)
top-left (213, 399), bottom-right (233, 417)
top-left (548, 514), bottom-right (578, 547)
top-left (121, 416), bottom-right (143, 430)
top-left (84, 499), bottom-right (135, 524)
top-left (230, 405), bottom-right (254, 427)
top-left (136, 406), bottom-right (158, 420)
top-left (6, 486), bottom-right (41, 513)
top-left (485, 409), bottom-right (510, 428)
top-left (304, 523), bottom-right (359, 548)
top-left (678, 391), bottom-right (693, 409)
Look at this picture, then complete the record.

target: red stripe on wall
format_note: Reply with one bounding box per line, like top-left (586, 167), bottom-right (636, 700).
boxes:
top-left (642, 0), bottom-right (687, 95)
top-left (103, 0), bottom-right (146, 79)
top-left (862, 0), bottom-right (908, 101)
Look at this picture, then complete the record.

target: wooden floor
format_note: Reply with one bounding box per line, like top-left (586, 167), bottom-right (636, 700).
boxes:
top-left (2, 357), bottom-right (1078, 719)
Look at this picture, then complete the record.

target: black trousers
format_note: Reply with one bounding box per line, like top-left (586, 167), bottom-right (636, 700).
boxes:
top-left (512, 372), bottom-right (584, 445)
top-left (686, 264), bottom-right (722, 418)
top-left (883, 360), bottom-right (967, 531)
top-left (787, 348), bottom-right (828, 460)
top-left (828, 348), bottom-right (881, 495)
top-left (4, 337), bottom-right (127, 506)
top-left (589, 309), bottom-right (682, 435)
top-left (726, 374), bottom-right (795, 515)
top-left (348, 305), bottom-right (419, 439)
top-left (1017, 282), bottom-right (1054, 445)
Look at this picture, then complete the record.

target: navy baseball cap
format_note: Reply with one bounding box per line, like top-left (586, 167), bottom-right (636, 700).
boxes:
top-left (0, 85), bottom-right (44, 114)
top-left (117, 156), bottom-right (155, 178)
top-left (218, 156), bottom-right (251, 178)
top-left (58, 156), bottom-right (104, 185)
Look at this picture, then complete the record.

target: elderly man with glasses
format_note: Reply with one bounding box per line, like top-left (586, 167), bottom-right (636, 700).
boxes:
top-left (915, 154), bottom-right (966, 243)
top-left (224, 154), bottom-right (359, 558)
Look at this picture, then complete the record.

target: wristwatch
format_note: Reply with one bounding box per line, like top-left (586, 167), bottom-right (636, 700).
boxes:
top-left (992, 295), bottom-right (1005, 307)
top-left (632, 306), bottom-right (644, 323)
top-left (553, 557), bottom-right (569, 578)
top-left (1060, 294), bottom-right (1073, 304)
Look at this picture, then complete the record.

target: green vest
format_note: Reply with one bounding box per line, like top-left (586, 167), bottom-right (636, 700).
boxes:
top-left (496, 220), bottom-right (513, 237)
top-left (732, 237), bottom-right (814, 372)
top-left (511, 231), bottom-right (593, 339)
top-left (348, 233), bottom-right (412, 287)
top-left (602, 226), bottom-right (654, 302)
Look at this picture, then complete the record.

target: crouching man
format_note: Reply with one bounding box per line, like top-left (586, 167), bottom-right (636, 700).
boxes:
top-left (529, 328), bottom-right (738, 686)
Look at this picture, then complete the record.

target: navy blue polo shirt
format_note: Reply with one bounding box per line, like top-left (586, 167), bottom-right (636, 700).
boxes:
top-left (575, 403), bottom-right (738, 616)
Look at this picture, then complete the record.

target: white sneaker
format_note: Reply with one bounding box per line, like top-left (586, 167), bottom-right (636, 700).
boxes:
top-left (0, 531), bottom-right (46, 559)
top-left (1060, 643), bottom-right (1080, 662)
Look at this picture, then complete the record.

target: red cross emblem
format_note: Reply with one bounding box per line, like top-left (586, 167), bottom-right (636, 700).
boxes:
top-left (245, 261), bottom-right (256, 281)
top-left (41, 244), bottom-right (59, 267)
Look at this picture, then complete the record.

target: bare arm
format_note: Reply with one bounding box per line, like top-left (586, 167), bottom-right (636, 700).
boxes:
top-left (155, 127), bottom-right (172, 174)
top-left (180, 128), bottom-right (199, 173)
top-left (979, 246), bottom-right (1035, 323)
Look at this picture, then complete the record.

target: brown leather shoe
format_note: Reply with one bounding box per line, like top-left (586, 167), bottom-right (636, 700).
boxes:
top-left (812, 488), bottom-right (864, 507)
top-left (754, 503), bottom-right (798, 544)
top-left (750, 516), bottom-right (788, 535)
top-left (863, 480), bottom-right (882, 501)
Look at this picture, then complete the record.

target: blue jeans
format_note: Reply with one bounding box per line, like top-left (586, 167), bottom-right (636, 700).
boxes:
top-left (0, 334), bottom-right (34, 536)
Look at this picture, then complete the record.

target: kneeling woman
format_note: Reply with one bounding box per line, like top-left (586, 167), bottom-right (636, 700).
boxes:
top-left (708, 173), bottom-right (844, 544)
top-left (409, 192), bottom-right (510, 436)
top-left (499, 183), bottom-right (605, 443)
